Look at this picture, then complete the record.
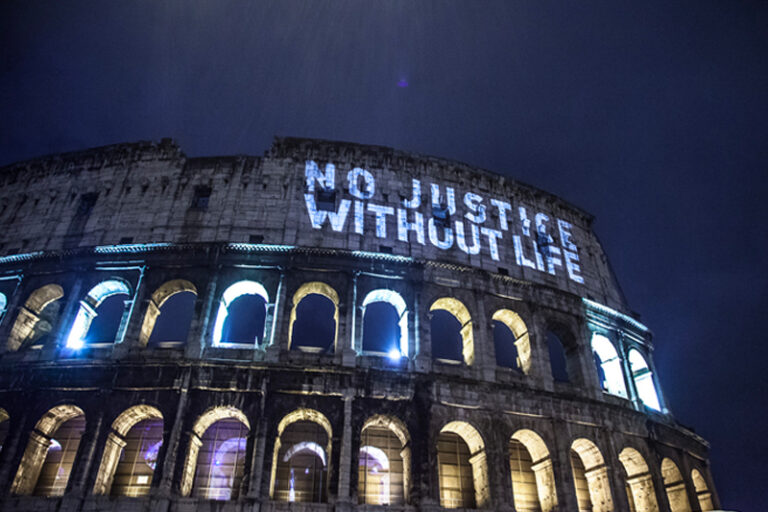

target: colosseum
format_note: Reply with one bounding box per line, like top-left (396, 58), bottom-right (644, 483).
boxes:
top-left (0, 137), bottom-right (717, 512)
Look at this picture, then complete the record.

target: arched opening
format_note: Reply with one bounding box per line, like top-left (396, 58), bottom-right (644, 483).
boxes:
top-left (492, 309), bottom-right (530, 373)
top-left (691, 469), bottom-right (714, 511)
top-left (437, 421), bottom-right (489, 508)
top-left (591, 334), bottom-right (628, 397)
top-left (0, 409), bottom-right (10, 452)
top-left (139, 279), bottom-right (198, 347)
top-left (271, 409), bottom-right (332, 503)
top-left (93, 405), bottom-right (163, 497)
top-left (361, 289), bottom-right (408, 358)
top-left (661, 458), bottom-right (692, 512)
top-left (288, 282), bottom-right (339, 353)
top-left (212, 280), bottom-right (269, 348)
top-left (7, 284), bottom-right (65, 351)
top-left (618, 447), bottom-right (659, 512)
top-left (0, 292), bottom-right (7, 326)
top-left (11, 405), bottom-right (86, 496)
top-left (66, 280), bottom-right (131, 349)
top-left (569, 438), bottom-right (613, 512)
top-left (359, 415), bottom-right (410, 505)
top-left (430, 298), bottom-right (474, 365)
top-left (628, 350), bottom-right (661, 411)
top-left (509, 429), bottom-right (557, 512)
top-left (547, 331), bottom-right (569, 383)
top-left (180, 406), bottom-right (250, 500)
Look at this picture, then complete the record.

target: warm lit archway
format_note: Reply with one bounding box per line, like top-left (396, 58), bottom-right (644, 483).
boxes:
top-left (288, 282), bottom-right (339, 353)
top-left (270, 408), bottom-right (333, 503)
top-left (212, 280), bottom-right (269, 347)
top-left (430, 298), bottom-right (474, 365)
top-left (93, 405), bottom-right (164, 497)
top-left (570, 438), bottom-right (613, 512)
top-left (7, 284), bottom-right (64, 351)
top-left (509, 429), bottom-right (557, 512)
top-left (66, 280), bottom-right (131, 349)
top-left (691, 469), bottom-right (714, 511)
top-left (139, 279), bottom-right (197, 346)
top-left (591, 334), bottom-right (628, 398)
top-left (180, 406), bottom-right (250, 500)
top-left (361, 289), bottom-right (408, 358)
top-left (11, 405), bottom-right (86, 496)
top-left (618, 447), bottom-right (659, 512)
top-left (661, 458), bottom-right (692, 512)
top-left (492, 309), bottom-right (531, 373)
top-left (359, 414), bottom-right (411, 505)
top-left (437, 421), bottom-right (489, 508)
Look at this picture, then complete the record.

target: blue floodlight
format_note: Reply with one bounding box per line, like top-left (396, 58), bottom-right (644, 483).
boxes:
top-left (388, 348), bottom-right (401, 361)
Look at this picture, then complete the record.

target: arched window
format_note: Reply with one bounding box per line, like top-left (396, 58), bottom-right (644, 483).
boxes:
top-left (139, 279), bottom-right (197, 347)
top-left (271, 409), bottom-right (332, 503)
top-left (0, 408), bottom-right (10, 452)
top-left (547, 331), bottom-right (569, 383)
top-left (93, 405), bottom-right (163, 497)
top-left (569, 439), bottom-right (613, 512)
top-left (509, 430), bottom-right (557, 512)
top-left (628, 350), bottom-right (661, 411)
top-left (591, 334), bottom-right (627, 398)
top-left (212, 280), bottom-right (269, 348)
top-left (11, 405), bottom-right (85, 496)
top-left (661, 458), bottom-right (692, 512)
top-left (430, 298), bottom-right (474, 365)
top-left (691, 469), bottom-right (714, 511)
top-left (0, 292), bottom-right (7, 326)
top-left (180, 407), bottom-right (250, 500)
top-left (492, 309), bottom-right (530, 373)
top-left (437, 421), bottom-right (489, 508)
top-left (288, 282), bottom-right (339, 353)
top-left (66, 280), bottom-right (131, 349)
top-left (618, 447), bottom-right (659, 512)
top-left (7, 284), bottom-right (65, 351)
top-left (361, 289), bottom-right (408, 358)
top-left (359, 415), bottom-right (410, 505)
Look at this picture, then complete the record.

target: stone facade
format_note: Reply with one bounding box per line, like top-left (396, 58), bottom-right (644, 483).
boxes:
top-left (0, 138), bottom-right (717, 511)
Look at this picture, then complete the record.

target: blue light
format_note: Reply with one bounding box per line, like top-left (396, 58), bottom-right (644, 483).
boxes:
top-left (388, 348), bottom-right (401, 361)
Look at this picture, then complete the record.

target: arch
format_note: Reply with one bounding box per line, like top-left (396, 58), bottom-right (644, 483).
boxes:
top-left (179, 406), bottom-right (250, 498)
top-left (288, 282), bottom-right (340, 352)
top-left (437, 421), bottom-right (489, 508)
top-left (661, 458), bottom-right (692, 512)
top-left (93, 405), bottom-right (164, 496)
top-left (7, 284), bottom-right (65, 351)
top-left (628, 349), bottom-right (662, 411)
top-left (430, 298), bottom-right (474, 365)
top-left (0, 292), bottom-right (7, 324)
top-left (691, 469), bottom-right (714, 511)
top-left (361, 289), bottom-right (409, 357)
top-left (570, 438), bottom-right (613, 512)
top-left (11, 405), bottom-right (86, 496)
top-left (212, 280), bottom-right (269, 347)
top-left (509, 429), bottom-right (557, 511)
top-left (139, 279), bottom-right (197, 346)
top-left (618, 447), bottom-right (659, 512)
top-left (360, 414), bottom-right (411, 505)
top-left (546, 330), bottom-right (570, 383)
top-left (66, 279), bottom-right (131, 349)
top-left (492, 309), bottom-right (531, 373)
top-left (271, 408), bottom-right (333, 503)
top-left (591, 334), bottom-right (628, 398)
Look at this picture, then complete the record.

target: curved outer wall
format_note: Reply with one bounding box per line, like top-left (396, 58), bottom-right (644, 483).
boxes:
top-left (0, 138), bottom-right (717, 512)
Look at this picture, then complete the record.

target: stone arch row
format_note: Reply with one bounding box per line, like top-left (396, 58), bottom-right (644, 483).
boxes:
top-left (0, 276), bottom-right (662, 406)
top-left (0, 405), bottom-right (714, 510)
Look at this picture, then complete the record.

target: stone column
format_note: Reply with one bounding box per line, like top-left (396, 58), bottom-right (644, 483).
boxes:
top-left (468, 449), bottom-right (491, 508)
top-left (336, 392), bottom-right (354, 502)
top-left (186, 266), bottom-right (219, 358)
top-left (617, 332), bottom-right (642, 409)
top-left (627, 473), bottom-right (660, 512)
top-left (51, 277), bottom-right (84, 353)
top-left (114, 266), bottom-right (147, 350)
top-left (0, 410), bottom-right (29, 493)
top-left (584, 465), bottom-right (615, 512)
top-left (472, 290), bottom-right (496, 382)
top-left (156, 368), bottom-right (191, 497)
top-left (246, 417), bottom-right (269, 499)
top-left (341, 273), bottom-right (358, 367)
top-left (265, 270), bottom-right (287, 361)
top-left (531, 458), bottom-right (559, 512)
top-left (66, 408), bottom-right (104, 496)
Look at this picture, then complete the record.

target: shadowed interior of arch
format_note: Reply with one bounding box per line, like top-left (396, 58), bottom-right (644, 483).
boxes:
top-left (431, 310), bottom-right (463, 362)
top-left (148, 291), bottom-right (196, 345)
top-left (84, 293), bottom-right (129, 343)
top-left (493, 321), bottom-right (522, 371)
top-left (547, 331), bottom-right (569, 382)
top-left (220, 293), bottom-right (266, 345)
top-left (362, 302), bottom-right (401, 355)
top-left (291, 294), bottom-right (336, 352)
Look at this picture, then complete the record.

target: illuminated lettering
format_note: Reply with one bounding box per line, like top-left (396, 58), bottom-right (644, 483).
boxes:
top-left (428, 217), bottom-right (454, 250)
top-left (480, 227), bottom-right (502, 261)
top-left (430, 184), bottom-right (456, 214)
top-left (518, 207), bottom-right (532, 236)
top-left (557, 219), bottom-right (577, 251)
top-left (304, 194), bottom-right (351, 232)
top-left (353, 200), bottom-right (364, 234)
top-left (563, 249), bottom-right (585, 283)
top-left (455, 221), bottom-right (480, 255)
top-left (305, 160), bottom-right (335, 192)
top-left (402, 179), bottom-right (421, 208)
top-left (368, 204), bottom-right (394, 238)
top-left (397, 209), bottom-right (425, 245)
top-left (513, 235), bottom-right (536, 269)
top-left (347, 167), bottom-right (375, 199)
top-left (490, 199), bottom-right (512, 230)
top-left (463, 192), bottom-right (487, 224)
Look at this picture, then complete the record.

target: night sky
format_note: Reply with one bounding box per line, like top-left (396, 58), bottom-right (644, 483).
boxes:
top-left (2, 1), bottom-right (767, 509)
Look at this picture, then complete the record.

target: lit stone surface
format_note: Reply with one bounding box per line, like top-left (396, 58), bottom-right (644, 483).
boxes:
top-left (0, 138), bottom-right (716, 511)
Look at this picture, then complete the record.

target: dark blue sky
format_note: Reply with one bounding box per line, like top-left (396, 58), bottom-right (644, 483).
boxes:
top-left (2, 1), bottom-right (767, 508)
